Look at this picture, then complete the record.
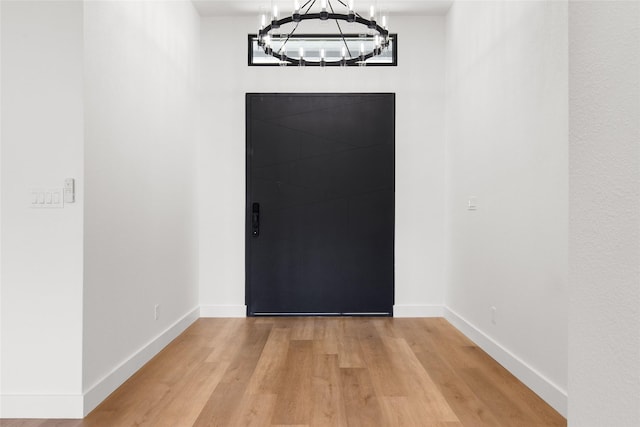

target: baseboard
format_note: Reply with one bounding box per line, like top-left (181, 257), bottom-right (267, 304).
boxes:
top-left (0, 394), bottom-right (84, 419)
top-left (82, 306), bottom-right (200, 416)
top-left (393, 304), bottom-right (444, 317)
top-left (200, 304), bottom-right (246, 317)
top-left (443, 306), bottom-right (568, 418)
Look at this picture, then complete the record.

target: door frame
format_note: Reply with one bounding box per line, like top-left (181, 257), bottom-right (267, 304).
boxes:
top-left (245, 92), bottom-right (396, 316)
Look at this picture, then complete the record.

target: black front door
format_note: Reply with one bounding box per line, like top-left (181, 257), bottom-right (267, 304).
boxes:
top-left (246, 93), bottom-right (394, 316)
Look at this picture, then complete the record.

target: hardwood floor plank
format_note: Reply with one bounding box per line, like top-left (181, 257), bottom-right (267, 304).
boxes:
top-left (290, 317), bottom-right (316, 340)
top-left (413, 345), bottom-right (505, 427)
top-left (312, 317), bottom-right (339, 355)
top-left (311, 354), bottom-right (348, 427)
top-left (382, 336), bottom-right (460, 423)
top-left (227, 393), bottom-right (278, 427)
top-left (140, 360), bottom-right (231, 427)
top-left (339, 367), bottom-right (385, 427)
top-left (245, 327), bottom-right (291, 395)
top-left (359, 333), bottom-right (407, 397)
top-left (336, 319), bottom-right (367, 368)
top-left (271, 340), bottom-right (315, 425)
top-left (192, 323), bottom-right (272, 427)
top-left (378, 396), bottom-right (424, 427)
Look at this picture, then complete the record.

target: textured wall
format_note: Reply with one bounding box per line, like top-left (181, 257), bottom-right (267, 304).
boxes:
top-left (568, 1), bottom-right (640, 426)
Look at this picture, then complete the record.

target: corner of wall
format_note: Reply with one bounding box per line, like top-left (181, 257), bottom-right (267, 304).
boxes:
top-left (393, 304), bottom-right (444, 317)
top-left (200, 305), bottom-right (247, 318)
top-left (444, 307), bottom-right (568, 417)
top-left (82, 306), bottom-right (199, 416)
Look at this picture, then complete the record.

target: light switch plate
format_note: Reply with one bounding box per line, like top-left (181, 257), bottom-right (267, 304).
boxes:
top-left (30, 188), bottom-right (64, 208)
top-left (467, 196), bottom-right (477, 211)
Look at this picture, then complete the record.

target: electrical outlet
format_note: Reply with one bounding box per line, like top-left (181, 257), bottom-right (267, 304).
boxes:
top-left (154, 304), bottom-right (160, 320)
top-left (491, 306), bottom-right (497, 325)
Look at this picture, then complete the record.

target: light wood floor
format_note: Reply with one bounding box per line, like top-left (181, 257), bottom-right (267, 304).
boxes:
top-left (2, 317), bottom-right (565, 427)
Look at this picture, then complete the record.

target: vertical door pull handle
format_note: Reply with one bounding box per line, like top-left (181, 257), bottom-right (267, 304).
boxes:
top-left (252, 202), bottom-right (260, 236)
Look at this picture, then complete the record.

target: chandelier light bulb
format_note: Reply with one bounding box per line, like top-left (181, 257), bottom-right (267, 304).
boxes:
top-left (260, 14), bottom-right (266, 29)
top-left (294, 0), bottom-right (300, 12)
top-left (321, 48), bottom-right (325, 59)
top-left (320, 0), bottom-right (329, 19)
top-left (370, 5), bottom-right (375, 19)
top-left (273, 5), bottom-right (278, 19)
top-left (342, 46), bottom-right (346, 58)
top-left (299, 47), bottom-right (304, 58)
top-left (382, 15), bottom-right (387, 29)
top-left (360, 43), bottom-right (365, 54)
top-left (349, 0), bottom-right (354, 12)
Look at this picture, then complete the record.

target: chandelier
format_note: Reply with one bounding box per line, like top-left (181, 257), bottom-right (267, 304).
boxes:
top-left (257, 0), bottom-right (391, 66)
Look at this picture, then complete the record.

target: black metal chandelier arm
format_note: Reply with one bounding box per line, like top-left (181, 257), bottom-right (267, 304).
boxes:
top-left (277, 22), bottom-right (298, 54)
top-left (327, 0), bottom-right (353, 58)
top-left (277, 0), bottom-right (318, 54)
top-left (264, 48), bottom-right (376, 66)
top-left (301, 0), bottom-right (315, 10)
top-left (260, 13), bottom-right (389, 37)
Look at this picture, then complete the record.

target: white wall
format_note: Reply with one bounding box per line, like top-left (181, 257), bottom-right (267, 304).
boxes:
top-left (0, 0), bottom-right (85, 417)
top-left (568, 2), bottom-right (640, 426)
top-left (199, 15), bottom-right (447, 317)
top-left (82, 0), bottom-right (200, 415)
top-left (444, 0), bottom-right (568, 416)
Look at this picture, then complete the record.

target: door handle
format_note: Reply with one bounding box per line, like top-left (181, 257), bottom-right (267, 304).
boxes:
top-left (252, 202), bottom-right (260, 237)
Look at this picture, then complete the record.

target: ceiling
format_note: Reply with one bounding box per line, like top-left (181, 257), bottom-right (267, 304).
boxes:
top-left (192, 0), bottom-right (454, 16)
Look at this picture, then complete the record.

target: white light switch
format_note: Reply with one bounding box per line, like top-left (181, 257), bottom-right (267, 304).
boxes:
top-left (29, 188), bottom-right (64, 208)
top-left (467, 196), bottom-right (477, 211)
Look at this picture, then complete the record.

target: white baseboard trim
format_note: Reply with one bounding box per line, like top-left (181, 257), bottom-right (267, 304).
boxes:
top-left (82, 306), bottom-right (200, 416)
top-left (443, 306), bottom-right (568, 418)
top-left (393, 304), bottom-right (444, 317)
top-left (0, 394), bottom-right (84, 419)
top-left (200, 304), bottom-right (246, 317)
